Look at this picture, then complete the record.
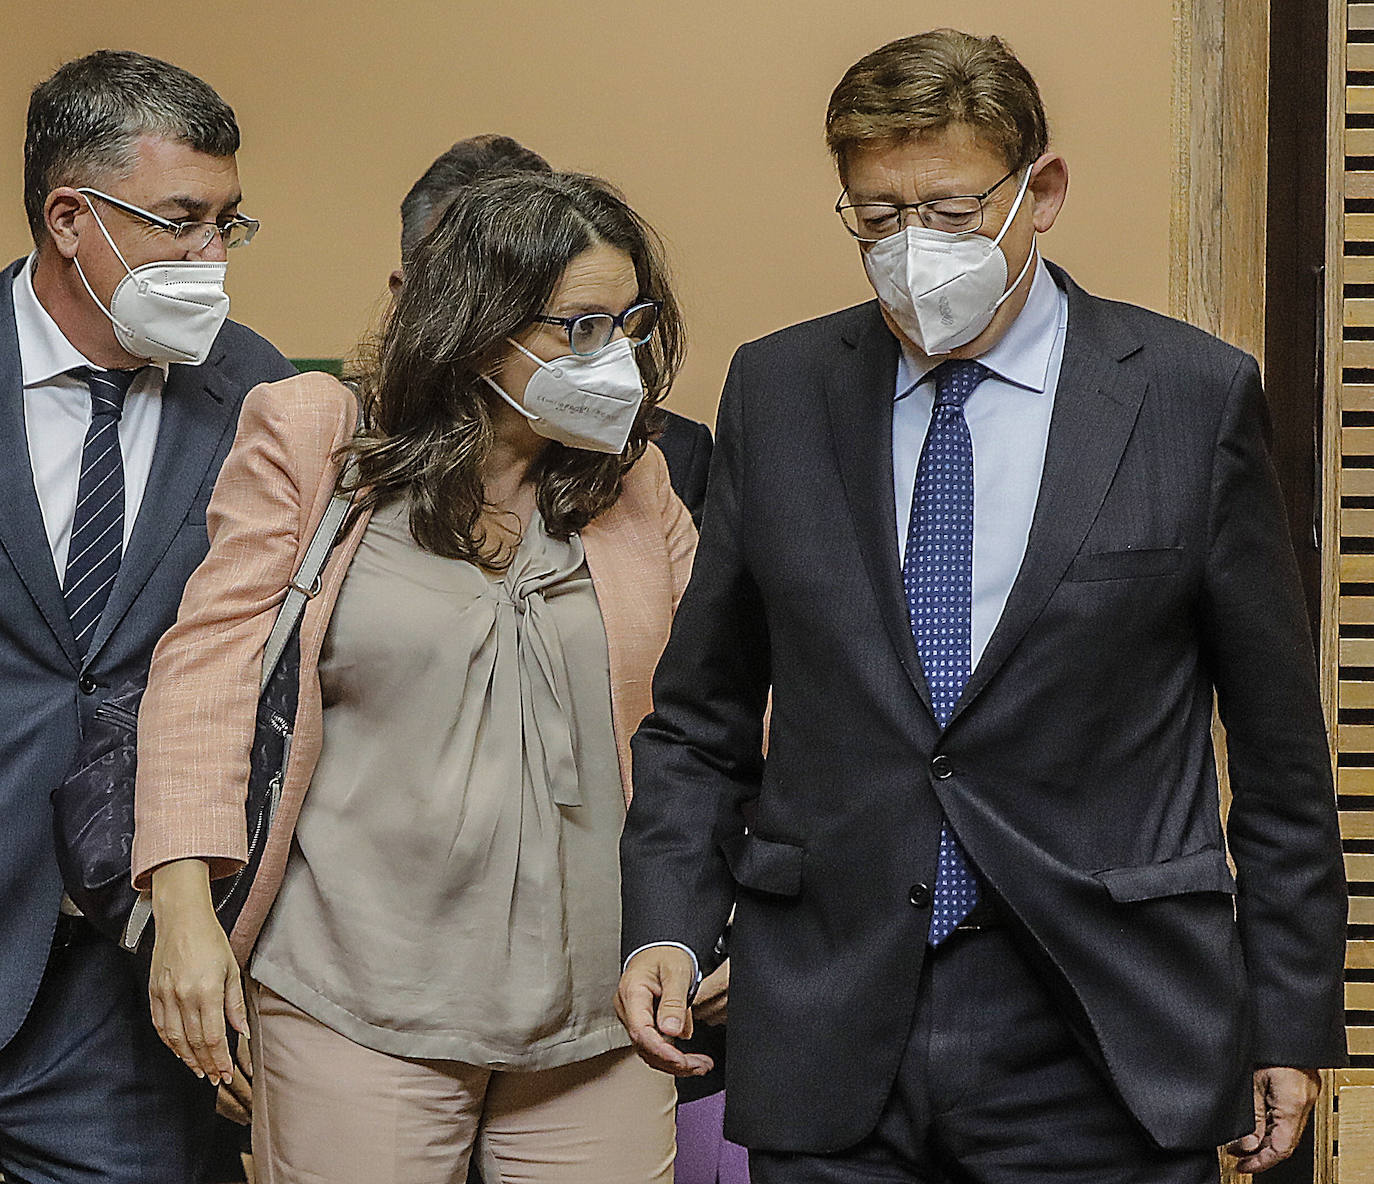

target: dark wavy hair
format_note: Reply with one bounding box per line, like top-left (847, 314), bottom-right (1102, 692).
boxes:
top-left (344, 170), bottom-right (685, 567)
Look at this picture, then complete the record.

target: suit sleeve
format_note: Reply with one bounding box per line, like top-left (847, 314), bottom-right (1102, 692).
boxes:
top-left (1202, 354), bottom-right (1347, 1067)
top-left (621, 349), bottom-right (770, 967)
top-left (132, 376), bottom-right (348, 888)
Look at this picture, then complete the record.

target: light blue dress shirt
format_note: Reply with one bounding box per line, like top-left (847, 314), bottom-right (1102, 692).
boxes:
top-left (894, 257), bottom-right (1069, 668)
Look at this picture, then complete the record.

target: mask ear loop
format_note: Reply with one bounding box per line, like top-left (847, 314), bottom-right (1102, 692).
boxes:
top-left (72, 198), bottom-right (140, 338)
top-left (481, 374), bottom-right (541, 421)
top-left (990, 166), bottom-right (1039, 309)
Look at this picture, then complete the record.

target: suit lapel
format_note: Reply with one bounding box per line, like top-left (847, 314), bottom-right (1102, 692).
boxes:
top-left (824, 304), bottom-right (933, 714)
top-left (950, 272), bottom-right (1147, 722)
top-left (84, 357), bottom-right (236, 663)
top-left (0, 259), bottom-right (81, 669)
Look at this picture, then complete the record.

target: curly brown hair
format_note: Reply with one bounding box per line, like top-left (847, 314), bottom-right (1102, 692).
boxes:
top-left (343, 170), bottom-right (685, 567)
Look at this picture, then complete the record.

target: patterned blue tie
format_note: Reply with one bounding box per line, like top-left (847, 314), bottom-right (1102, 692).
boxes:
top-left (64, 367), bottom-right (140, 657)
top-left (904, 359), bottom-right (990, 945)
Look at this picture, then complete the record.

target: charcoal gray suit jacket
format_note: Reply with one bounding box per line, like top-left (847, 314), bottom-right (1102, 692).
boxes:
top-left (0, 256), bottom-right (294, 1051)
top-left (621, 263), bottom-right (1346, 1153)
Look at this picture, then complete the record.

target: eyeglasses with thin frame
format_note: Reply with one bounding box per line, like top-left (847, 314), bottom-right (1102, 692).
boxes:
top-left (77, 188), bottom-right (260, 251)
top-left (835, 166), bottom-right (1020, 241)
top-left (533, 299), bottom-right (661, 357)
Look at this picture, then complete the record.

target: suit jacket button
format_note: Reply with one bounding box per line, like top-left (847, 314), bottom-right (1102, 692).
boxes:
top-left (931, 755), bottom-right (953, 780)
top-left (78, 674), bottom-right (98, 695)
top-left (909, 883), bottom-right (932, 908)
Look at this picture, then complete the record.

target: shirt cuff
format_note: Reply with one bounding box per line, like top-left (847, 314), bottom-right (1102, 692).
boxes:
top-left (623, 941), bottom-right (704, 1004)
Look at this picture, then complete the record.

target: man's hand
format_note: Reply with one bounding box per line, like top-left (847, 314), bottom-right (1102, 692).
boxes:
top-left (693, 960), bottom-right (729, 1027)
top-left (615, 947), bottom-right (714, 1077)
top-left (1226, 1066), bottom-right (1321, 1174)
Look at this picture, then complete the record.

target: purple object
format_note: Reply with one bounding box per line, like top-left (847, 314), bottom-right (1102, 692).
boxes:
top-left (676, 1091), bottom-right (751, 1184)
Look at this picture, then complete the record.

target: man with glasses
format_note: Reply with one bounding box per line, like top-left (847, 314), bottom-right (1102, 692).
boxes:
top-left (618, 28), bottom-right (1344, 1184)
top-left (0, 50), bottom-right (292, 1183)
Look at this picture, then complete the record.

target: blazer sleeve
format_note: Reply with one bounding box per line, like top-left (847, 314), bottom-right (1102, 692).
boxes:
top-left (132, 374), bottom-right (354, 888)
top-left (1202, 354), bottom-right (1347, 1066)
top-left (621, 349), bottom-right (771, 967)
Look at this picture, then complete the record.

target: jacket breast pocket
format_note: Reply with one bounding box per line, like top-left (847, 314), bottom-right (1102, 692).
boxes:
top-left (1093, 847), bottom-right (1236, 903)
top-left (721, 832), bottom-right (804, 898)
top-left (1066, 546), bottom-right (1183, 583)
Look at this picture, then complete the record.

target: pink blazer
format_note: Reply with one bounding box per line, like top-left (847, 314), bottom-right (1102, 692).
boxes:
top-left (132, 371), bottom-right (697, 965)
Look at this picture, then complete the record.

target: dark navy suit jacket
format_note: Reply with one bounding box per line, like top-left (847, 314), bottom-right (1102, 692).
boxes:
top-left (0, 256), bottom-right (294, 1051)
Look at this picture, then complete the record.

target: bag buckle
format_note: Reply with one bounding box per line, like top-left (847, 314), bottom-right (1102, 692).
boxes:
top-left (289, 572), bottom-right (322, 599)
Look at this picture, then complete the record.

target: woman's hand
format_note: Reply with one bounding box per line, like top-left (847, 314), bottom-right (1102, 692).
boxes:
top-left (148, 859), bottom-right (246, 1085)
top-left (692, 959), bottom-right (729, 1026)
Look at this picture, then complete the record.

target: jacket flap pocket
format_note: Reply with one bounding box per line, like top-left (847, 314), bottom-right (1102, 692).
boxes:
top-left (722, 832), bottom-right (804, 897)
top-left (1067, 546), bottom-right (1183, 582)
top-left (1094, 848), bottom-right (1236, 903)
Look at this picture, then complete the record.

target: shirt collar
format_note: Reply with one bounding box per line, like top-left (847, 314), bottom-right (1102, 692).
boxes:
top-left (14, 252), bottom-right (169, 387)
top-left (895, 254), bottom-right (1062, 402)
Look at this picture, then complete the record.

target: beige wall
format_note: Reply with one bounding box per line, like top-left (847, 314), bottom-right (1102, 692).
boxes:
top-left (3, 2), bottom-right (1175, 425)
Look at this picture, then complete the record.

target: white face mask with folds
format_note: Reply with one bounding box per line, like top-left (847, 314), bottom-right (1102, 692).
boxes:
top-left (73, 200), bottom-right (230, 366)
top-left (861, 166), bottom-right (1036, 356)
top-left (482, 336), bottom-right (646, 454)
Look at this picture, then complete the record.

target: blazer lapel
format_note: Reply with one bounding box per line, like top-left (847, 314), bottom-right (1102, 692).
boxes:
top-left (824, 304), bottom-right (933, 714)
top-left (950, 273), bottom-right (1147, 722)
top-left (84, 358), bottom-right (236, 662)
top-left (0, 259), bottom-right (81, 669)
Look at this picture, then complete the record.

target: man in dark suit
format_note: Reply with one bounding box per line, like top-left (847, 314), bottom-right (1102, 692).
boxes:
top-left (0, 51), bottom-right (293, 1183)
top-left (617, 30), bottom-right (1345, 1184)
top-left (393, 136), bottom-right (713, 524)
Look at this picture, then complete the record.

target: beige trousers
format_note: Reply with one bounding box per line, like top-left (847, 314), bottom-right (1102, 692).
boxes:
top-left (246, 982), bottom-right (676, 1184)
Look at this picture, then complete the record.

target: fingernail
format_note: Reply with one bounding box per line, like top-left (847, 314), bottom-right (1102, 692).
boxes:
top-left (663, 1018), bottom-right (681, 1035)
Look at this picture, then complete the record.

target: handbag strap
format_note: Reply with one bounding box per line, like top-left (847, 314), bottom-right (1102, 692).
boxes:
top-left (259, 462), bottom-right (357, 694)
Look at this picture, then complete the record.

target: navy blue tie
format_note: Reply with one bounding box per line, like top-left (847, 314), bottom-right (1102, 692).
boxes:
top-left (64, 367), bottom-right (139, 657)
top-left (904, 359), bottom-right (990, 945)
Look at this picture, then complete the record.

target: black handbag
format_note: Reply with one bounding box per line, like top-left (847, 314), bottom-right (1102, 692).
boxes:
top-left (51, 480), bottom-right (355, 953)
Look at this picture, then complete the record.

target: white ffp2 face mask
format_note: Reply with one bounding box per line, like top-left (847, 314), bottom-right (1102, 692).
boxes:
top-left (74, 201), bottom-right (230, 366)
top-left (861, 167), bottom-right (1036, 356)
top-left (482, 336), bottom-right (647, 454)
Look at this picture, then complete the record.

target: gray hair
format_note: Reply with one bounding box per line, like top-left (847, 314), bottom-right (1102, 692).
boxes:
top-left (24, 50), bottom-right (239, 245)
top-left (399, 135), bottom-right (552, 264)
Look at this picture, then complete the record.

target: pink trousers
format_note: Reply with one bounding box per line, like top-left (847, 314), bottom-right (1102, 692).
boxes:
top-left (247, 982), bottom-right (676, 1184)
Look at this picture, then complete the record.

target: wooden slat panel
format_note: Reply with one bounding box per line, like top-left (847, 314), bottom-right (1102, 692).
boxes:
top-left (1343, 509), bottom-right (1374, 535)
top-left (1339, 724), bottom-right (1374, 750)
top-left (1343, 469), bottom-right (1374, 497)
top-left (1351, 87), bottom-right (1374, 115)
top-left (1348, 299), bottom-right (1374, 327)
top-left (1349, 897), bottom-right (1374, 926)
top-left (1340, 768), bottom-right (1374, 795)
top-left (1348, 939), bottom-right (1374, 966)
top-left (1341, 597), bottom-right (1374, 623)
top-left (1341, 680), bottom-right (1374, 708)
top-left (1353, 43), bottom-right (1374, 73)
top-left (1340, 340), bottom-right (1374, 368)
top-left (1335, 1069), bottom-right (1374, 1088)
top-left (1340, 638), bottom-right (1374, 665)
top-left (1342, 384), bottom-right (1374, 410)
top-left (1341, 811), bottom-right (1374, 839)
top-left (1341, 555), bottom-right (1374, 581)
top-left (1353, 4), bottom-right (1374, 31)
top-left (1343, 427), bottom-right (1374, 455)
top-left (1351, 1029), bottom-right (1374, 1056)
top-left (1348, 213), bottom-right (1374, 241)
top-left (1337, 1085), bottom-right (1374, 1182)
top-left (1350, 128), bottom-right (1374, 159)
top-left (1344, 255), bottom-right (1374, 285)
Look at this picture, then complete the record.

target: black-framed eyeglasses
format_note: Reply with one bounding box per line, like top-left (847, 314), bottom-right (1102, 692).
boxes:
top-left (835, 167), bottom-right (1020, 241)
top-left (533, 300), bottom-right (661, 357)
top-left (78, 188), bottom-right (260, 251)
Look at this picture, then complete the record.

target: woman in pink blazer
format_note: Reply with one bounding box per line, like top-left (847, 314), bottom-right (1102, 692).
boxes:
top-left (133, 171), bottom-right (698, 1184)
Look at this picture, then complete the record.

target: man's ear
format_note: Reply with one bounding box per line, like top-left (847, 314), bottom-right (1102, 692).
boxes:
top-left (1028, 153), bottom-right (1068, 235)
top-left (388, 268), bottom-right (404, 297)
top-left (45, 188), bottom-right (86, 261)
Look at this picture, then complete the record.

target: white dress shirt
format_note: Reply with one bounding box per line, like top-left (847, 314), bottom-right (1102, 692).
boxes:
top-left (14, 252), bottom-right (166, 579)
top-left (893, 257), bottom-right (1069, 667)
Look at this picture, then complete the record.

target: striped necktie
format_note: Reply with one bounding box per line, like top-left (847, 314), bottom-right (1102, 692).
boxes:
top-left (904, 358), bottom-right (990, 945)
top-left (64, 367), bottom-right (140, 657)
